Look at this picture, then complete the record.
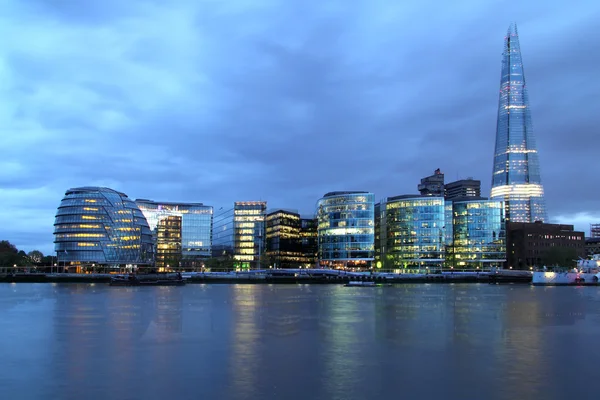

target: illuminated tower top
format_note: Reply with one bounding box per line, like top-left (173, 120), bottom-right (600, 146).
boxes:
top-left (490, 23), bottom-right (547, 223)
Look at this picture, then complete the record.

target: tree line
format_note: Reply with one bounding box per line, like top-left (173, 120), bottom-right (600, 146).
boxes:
top-left (0, 240), bottom-right (54, 267)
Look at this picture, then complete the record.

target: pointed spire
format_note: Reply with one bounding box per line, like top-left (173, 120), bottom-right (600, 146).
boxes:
top-left (491, 24), bottom-right (547, 223)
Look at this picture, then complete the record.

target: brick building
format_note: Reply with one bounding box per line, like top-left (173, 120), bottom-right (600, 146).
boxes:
top-left (506, 221), bottom-right (585, 269)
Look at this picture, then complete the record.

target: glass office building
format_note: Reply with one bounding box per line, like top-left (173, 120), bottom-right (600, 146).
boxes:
top-left (54, 187), bottom-right (154, 269)
top-left (490, 24), bottom-right (547, 223)
top-left (379, 195), bottom-right (446, 271)
top-left (213, 202), bottom-right (267, 269)
top-left (300, 217), bottom-right (318, 267)
top-left (212, 207), bottom-right (235, 258)
top-left (446, 199), bottom-right (506, 270)
top-left (155, 215), bottom-right (182, 270)
top-left (233, 202), bottom-right (267, 269)
top-left (265, 209), bottom-right (304, 268)
top-left (316, 191), bottom-right (374, 269)
top-left (135, 200), bottom-right (213, 268)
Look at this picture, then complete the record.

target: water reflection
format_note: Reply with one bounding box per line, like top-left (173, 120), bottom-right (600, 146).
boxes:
top-left (1, 283), bottom-right (600, 400)
top-left (228, 285), bottom-right (262, 399)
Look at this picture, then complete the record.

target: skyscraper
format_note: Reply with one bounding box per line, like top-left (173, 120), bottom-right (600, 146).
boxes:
top-left (490, 24), bottom-right (547, 223)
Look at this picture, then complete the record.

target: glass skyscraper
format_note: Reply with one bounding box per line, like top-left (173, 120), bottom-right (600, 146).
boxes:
top-left (490, 24), bottom-right (547, 223)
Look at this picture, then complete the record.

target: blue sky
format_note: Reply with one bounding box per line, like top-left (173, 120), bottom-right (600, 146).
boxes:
top-left (1, 0), bottom-right (599, 254)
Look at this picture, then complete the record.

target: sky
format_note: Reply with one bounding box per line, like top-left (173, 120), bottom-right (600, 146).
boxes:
top-left (1, 0), bottom-right (599, 254)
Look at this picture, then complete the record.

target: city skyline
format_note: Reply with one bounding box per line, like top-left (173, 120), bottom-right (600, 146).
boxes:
top-left (2, 1), bottom-right (599, 254)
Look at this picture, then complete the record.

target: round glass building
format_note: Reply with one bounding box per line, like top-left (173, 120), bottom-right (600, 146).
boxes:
top-left (316, 191), bottom-right (375, 269)
top-left (53, 187), bottom-right (154, 271)
top-left (378, 195), bottom-right (446, 271)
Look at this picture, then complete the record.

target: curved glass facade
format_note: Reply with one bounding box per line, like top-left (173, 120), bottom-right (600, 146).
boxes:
top-left (54, 187), bottom-right (154, 267)
top-left (381, 196), bottom-right (446, 270)
top-left (490, 24), bottom-right (547, 222)
top-left (317, 192), bottom-right (374, 269)
top-left (135, 200), bottom-right (213, 269)
top-left (447, 199), bottom-right (506, 269)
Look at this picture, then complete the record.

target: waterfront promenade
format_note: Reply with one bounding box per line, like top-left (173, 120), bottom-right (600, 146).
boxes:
top-left (0, 268), bottom-right (532, 284)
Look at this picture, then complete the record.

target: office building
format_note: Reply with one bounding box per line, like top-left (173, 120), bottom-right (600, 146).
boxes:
top-left (316, 191), bottom-right (374, 269)
top-left (506, 221), bottom-right (585, 269)
top-left (54, 187), bottom-right (154, 270)
top-left (212, 207), bottom-right (234, 258)
top-left (135, 200), bottom-right (213, 268)
top-left (418, 169), bottom-right (445, 197)
top-left (155, 215), bottom-right (182, 270)
top-left (265, 209), bottom-right (303, 268)
top-left (213, 202), bottom-right (267, 269)
top-left (490, 24), bottom-right (547, 222)
top-left (300, 217), bottom-right (318, 267)
top-left (445, 178), bottom-right (481, 200)
top-left (591, 224), bottom-right (600, 239)
top-left (377, 195), bottom-right (446, 271)
top-left (446, 198), bottom-right (506, 270)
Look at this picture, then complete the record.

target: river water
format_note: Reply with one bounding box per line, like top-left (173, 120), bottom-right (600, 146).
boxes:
top-left (1, 283), bottom-right (599, 400)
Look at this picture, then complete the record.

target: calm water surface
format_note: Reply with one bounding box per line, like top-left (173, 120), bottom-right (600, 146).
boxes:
top-left (1, 283), bottom-right (599, 400)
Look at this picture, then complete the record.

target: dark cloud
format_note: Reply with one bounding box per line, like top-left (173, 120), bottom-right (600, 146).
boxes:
top-left (1, 0), bottom-right (599, 253)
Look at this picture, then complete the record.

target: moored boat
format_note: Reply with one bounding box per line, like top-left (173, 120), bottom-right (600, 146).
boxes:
top-left (532, 255), bottom-right (600, 286)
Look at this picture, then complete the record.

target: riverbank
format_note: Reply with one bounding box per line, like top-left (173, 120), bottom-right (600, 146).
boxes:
top-left (0, 269), bottom-right (532, 284)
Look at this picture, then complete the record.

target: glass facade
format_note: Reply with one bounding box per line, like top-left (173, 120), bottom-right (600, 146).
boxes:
top-left (155, 215), bottom-right (182, 270)
top-left (446, 199), bottom-right (506, 270)
top-left (316, 192), bottom-right (374, 269)
top-left (380, 196), bottom-right (446, 271)
top-left (135, 200), bottom-right (213, 268)
top-left (300, 217), bottom-right (318, 267)
top-left (54, 187), bottom-right (154, 267)
top-left (212, 207), bottom-right (234, 258)
top-left (233, 202), bottom-right (267, 269)
top-left (265, 210), bottom-right (304, 268)
top-left (490, 24), bottom-right (547, 223)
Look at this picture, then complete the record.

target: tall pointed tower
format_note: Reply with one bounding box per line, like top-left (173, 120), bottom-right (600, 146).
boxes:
top-left (490, 24), bottom-right (547, 222)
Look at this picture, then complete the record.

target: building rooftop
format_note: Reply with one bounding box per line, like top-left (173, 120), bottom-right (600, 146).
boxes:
top-left (323, 191), bottom-right (370, 198)
top-left (66, 186), bottom-right (128, 197)
top-left (387, 194), bottom-right (440, 201)
top-left (135, 199), bottom-right (206, 207)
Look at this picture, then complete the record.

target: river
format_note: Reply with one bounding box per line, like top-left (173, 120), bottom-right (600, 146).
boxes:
top-left (1, 283), bottom-right (598, 400)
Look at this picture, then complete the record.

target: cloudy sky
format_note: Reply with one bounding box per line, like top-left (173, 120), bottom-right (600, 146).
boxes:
top-left (1, 0), bottom-right (599, 254)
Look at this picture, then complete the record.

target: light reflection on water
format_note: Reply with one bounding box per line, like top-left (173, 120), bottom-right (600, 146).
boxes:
top-left (0, 283), bottom-right (599, 400)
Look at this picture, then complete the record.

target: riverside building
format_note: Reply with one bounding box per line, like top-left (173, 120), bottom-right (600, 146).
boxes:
top-left (53, 187), bottom-right (154, 271)
top-left (213, 202), bottom-right (267, 270)
top-left (135, 200), bottom-right (213, 269)
top-left (265, 209), bottom-right (304, 268)
top-left (375, 195), bottom-right (446, 272)
top-left (490, 24), bottom-right (547, 222)
top-left (445, 198), bottom-right (506, 270)
top-left (316, 192), bottom-right (375, 269)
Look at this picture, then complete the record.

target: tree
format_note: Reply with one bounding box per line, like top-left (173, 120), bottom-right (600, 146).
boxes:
top-left (0, 240), bottom-right (28, 267)
top-left (259, 251), bottom-right (273, 269)
top-left (0, 240), bottom-right (18, 254)
top-left (204, 255), bottom-right (235, 271)
top-left (28, 250), bottom-right (44, 264)
top-left (41, 255), bottom-right (55, 265)
top-left (542, 247), bottom-right (577, 267)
